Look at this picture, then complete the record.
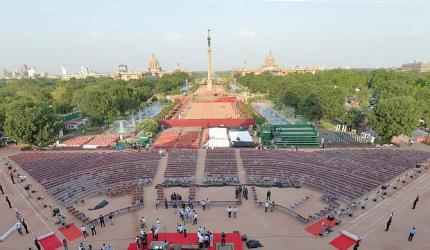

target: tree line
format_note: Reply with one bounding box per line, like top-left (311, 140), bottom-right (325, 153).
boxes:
top-left (235, 69), bottom-right (430, 142)
top-left (0, 72), bottom-right (190, 145)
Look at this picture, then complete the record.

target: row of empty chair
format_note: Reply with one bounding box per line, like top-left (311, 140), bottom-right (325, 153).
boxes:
top-left (163, 150), bottom-right (198, 186)
top-left (240, 149), bottom-right (430, 201)
top-left (321, 132), bottom-right (365, 145)
top-left (203, 149), bottom-right (239, 185)
top-left (10, 151), bottom-right (160, 205)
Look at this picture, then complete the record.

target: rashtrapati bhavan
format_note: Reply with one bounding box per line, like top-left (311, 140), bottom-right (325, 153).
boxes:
top-left (232, 51), bottom-right (324, 76)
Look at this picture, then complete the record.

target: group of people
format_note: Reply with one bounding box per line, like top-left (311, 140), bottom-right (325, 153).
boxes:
top-left (227, 206), bottom-right (238, 218)
top-left (135, 216), bottom-right (160, 249)
top-left (197, 226), bottom-right (215, 248)
top-left (1, 180), bottom-right (43, 250)
top-left (78, 242), bottom-right (113, 250)
top-left (235, 185), bottom-right (249, 199)
top-left (14, 211), bottom-right (30, 235)
top-left (135, 229), bottom-right (148, 250)
top-left (382, 194), bottom-right (420, 243)
top-left (179, 206), bottom-right (199, 225)
top-left (81, 214), bottom-right (112, 239)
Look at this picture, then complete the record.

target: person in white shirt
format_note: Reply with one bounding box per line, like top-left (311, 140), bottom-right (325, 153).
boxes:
top-left (81, 225), bottom-right (89, 238)
top-left (227, 206), bottom-right (232, 218)
top-left (198, 234), bottom-right (204, 248)
top-left (206, 198), bottom-right (210, 209)
top-left (209, 232), bottom-right (214, 247)
top-left (140, 217), bottom-right (146, 230)
top-left (265, 201), bottom-right (269, 213)
top-left (156, 218), bottom-right (160, 229)
top-left (193, 212), bottom-right (198, 225)
top-left (233, 206), bottom-right (238, 218)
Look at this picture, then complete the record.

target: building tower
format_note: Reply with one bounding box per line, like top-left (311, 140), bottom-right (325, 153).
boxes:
top-left (207, 29), bottom-right (213, 91)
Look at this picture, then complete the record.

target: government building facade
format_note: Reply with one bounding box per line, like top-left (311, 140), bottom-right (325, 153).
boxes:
top-left (232, 51), bottom-right (324, 76)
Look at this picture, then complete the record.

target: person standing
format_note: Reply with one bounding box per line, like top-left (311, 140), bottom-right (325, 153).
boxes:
top-left (183, 223), bottom-right (187, 238)
top-left (34, 237), bottom-right (42, 250)
top-left (88, 245), bottom-right (93, 250)
top-left (81, 225), bottom-right (89, 238)
top-left (0, 183), bottom-right (4, 194)
top-left (135, 236), bottom-right (141, 250)
top-left (221, 232), bottom-right (226, 246)
top-left (142, 231), bottom-right (148, 248)
top-left (5, 195), bottom-right (12, 208)
top-left (90, 223), bottom-right (96, 236)
top-left (140, 217), bottom-right (146, 230)
top-left (108, 214), bottom-right (113, 225)
top-left (209, 232), bottom-right (214, 247)
top-left (22, 218), bottom-right (29, 234)
top-left (154, 227), bottom-right (159, 240)
top-left (16, 211), bottom-right (22, 222)
top-left (385, 212), bottom-right (393, 231)
top-left (265, 201), bottom-right (269, 213)
top-left (412, 194), bottom-right (420, 209)
top-left (227, 206), bottom-right (232, 218)
top-left (62, 239), bottom-right (68, 250)
top-left (193, 212), bottom-right (198, 225)
top-left (16, 222), bottom-right (23, 235)
top-left (99, 215), bottom-right (105, 227)
top-left (408, 227), bottom-right (416, 242)
top-left (266, 189), bottom-right (271, 201)
top-left (151, 226), bottom-right (155, 239)
top-left (233, 206), bottom-right (238, 218)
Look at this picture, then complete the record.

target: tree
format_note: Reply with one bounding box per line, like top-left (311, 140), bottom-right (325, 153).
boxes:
top-left (79, 88), bottom-right (116, 123)
top-left (3, 100), bottom-right (62, 145)
top-left (136, 119), bottom-right (160, 136)
top-left (369, 97), bottom-right (418, 143)
top-left (343, 109), bottom-right (367, 128)
top-left (298, 94), bottom-right (323, 121)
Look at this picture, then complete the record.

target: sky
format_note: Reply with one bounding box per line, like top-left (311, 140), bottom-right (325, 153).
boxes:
top-left (0, 0), bottom-right (429, 73)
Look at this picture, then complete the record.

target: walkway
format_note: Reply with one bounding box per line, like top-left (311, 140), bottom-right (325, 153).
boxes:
top-left (235, 149), bottom-right (247, 184)
top-left (195, 149), bottom-right (207, 185)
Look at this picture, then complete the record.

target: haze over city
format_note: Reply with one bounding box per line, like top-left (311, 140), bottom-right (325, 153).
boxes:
top-left (1, 0), bottom-right (429, 73)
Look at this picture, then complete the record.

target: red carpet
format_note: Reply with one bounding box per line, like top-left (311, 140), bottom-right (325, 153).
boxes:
top-left (127, 232), bottom-right (243, 250)
top-left (330, 235), bottom-right (357, 250)
top-left (39, 234), bottom-right (63, 250)
top-left (58, 223), bottom-right (82, 241)
top-left (305, 217), bottom-right (337, 236)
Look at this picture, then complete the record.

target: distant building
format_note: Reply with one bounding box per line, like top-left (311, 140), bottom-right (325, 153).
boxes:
top-left (232, 51), bottom-right (324, 76)
top-left (401, 61), bottom-right (430, 73)
top-left (147, 53), bottom-right (163, 76)
top-left (61, 66), bottom-right (69, 76)
top-left (110, 54), bottom-right (191, 81)
top-left (80, 66), bottom-right (89, 76)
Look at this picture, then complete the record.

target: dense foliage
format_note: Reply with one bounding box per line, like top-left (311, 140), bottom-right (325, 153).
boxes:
top-left (236, 69), bottom-right (430, 142)
top-left (0, 72), bottom-right (189, 144)
top-left (136, 119), bottom-right (160, 137)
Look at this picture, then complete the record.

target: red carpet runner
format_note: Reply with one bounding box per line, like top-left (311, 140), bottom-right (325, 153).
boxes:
top-left (127, 232), bottom-right (243, 250)
top-left (305, 217), bottom-right (337, 236)
top-left (329, 234), bottom-right (357, 250)
top-left (39, 234), bottom-right (63, 250)
top-left (58, 223), bottom-right (83, 241)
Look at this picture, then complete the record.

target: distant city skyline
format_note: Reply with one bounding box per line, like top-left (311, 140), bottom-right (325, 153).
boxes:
top-left (1, 0), bottom-right (429, 73)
